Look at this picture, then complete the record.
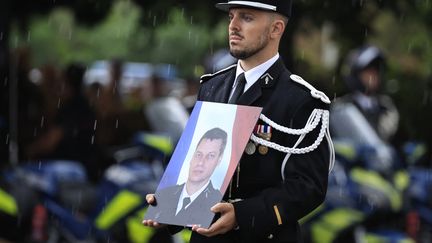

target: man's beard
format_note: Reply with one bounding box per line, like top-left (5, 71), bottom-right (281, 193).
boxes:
top-left (229, 33), bottom-right (269, 60)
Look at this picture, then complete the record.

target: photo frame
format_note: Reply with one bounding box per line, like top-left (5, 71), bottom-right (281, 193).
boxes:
top-left (144, 101), bottom-right (262, 228)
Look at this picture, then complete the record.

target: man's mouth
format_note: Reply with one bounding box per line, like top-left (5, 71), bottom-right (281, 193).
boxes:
top-left (229, 32), bottom-right (243, 41)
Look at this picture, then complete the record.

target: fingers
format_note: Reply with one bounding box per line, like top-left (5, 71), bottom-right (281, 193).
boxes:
top-left (210, 202), bottom-right (229, 213)
top-left (145, 194), bottom-right (156, 205)
top-left (193, 203), bottom-right (237, 237)
top-left (142, 219), bottom-right (158, 227)
top-left (142, 219), bottom-right (165, 229)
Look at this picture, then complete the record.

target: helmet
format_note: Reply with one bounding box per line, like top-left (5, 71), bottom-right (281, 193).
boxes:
top-left (204, 49), bottom-right (237, 73)
top-left (342, 45), bottom-right (386, 93)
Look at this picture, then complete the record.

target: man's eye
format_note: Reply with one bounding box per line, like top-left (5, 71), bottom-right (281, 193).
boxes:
top-left (243, 15), bottom-right (253, 22)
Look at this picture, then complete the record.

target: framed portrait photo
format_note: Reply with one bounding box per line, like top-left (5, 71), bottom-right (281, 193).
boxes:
top-left (144, 101), bottom-right (262, 228)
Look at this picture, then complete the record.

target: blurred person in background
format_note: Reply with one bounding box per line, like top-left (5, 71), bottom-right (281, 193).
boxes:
top-left (87, 59), bottom-right (151, 152)
top-left (338, 45), bottom-right (399, 143)
top-left (144, 66), bottom-right (189, 144)
top-left (26, 63), bottom-right (99, 179)
top-left (8, 47), bottom-right (45, 163)
top-left (87, 58), bottom-right (130, 147)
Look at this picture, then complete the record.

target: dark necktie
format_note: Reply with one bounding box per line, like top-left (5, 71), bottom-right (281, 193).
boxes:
top-left (228, 73), bottom-right (246, 104)
top-left (180, 197), bottom-right (191, 212)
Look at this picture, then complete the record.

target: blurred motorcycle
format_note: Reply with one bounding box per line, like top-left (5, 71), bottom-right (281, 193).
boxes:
top-left (1, 132), bottom-right (190, 243)
top-left (301, 102), bottom-right (416, 243)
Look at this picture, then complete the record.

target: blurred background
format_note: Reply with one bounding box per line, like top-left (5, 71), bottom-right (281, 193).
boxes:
top-left (0, 0), bottom-right (431, 242)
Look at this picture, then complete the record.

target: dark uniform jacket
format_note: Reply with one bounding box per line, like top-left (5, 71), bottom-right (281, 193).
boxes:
top-left (147, 182), bottom-right (222, 227)
top-left (191, 58), bottom-right (331, 243)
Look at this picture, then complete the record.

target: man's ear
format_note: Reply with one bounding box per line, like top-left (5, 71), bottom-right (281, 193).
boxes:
top-left (271, 20), bottom-right (285, 38)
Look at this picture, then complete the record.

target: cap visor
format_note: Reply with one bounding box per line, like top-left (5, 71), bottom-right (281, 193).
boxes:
top-left (215, 2), bottom-right (277, 12)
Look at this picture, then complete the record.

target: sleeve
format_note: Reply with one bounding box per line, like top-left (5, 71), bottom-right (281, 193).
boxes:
top-left (232, 98), bottom-right (330, 238)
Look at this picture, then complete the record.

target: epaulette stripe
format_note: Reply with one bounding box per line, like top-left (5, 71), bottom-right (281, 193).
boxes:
top-left (290, 74), bottom-right (331, 104)
top-left (200, 64), bottom-right (236, 83)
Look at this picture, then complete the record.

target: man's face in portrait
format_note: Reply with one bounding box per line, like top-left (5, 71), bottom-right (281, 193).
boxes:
top-left (188, 138), bottom-right (224, 185)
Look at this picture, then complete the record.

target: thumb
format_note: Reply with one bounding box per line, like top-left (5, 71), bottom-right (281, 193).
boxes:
top-left (211, 202), bottom-right (229, 213)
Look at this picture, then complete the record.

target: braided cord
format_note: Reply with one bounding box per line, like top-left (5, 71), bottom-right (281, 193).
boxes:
top-left (250, 110), bottom-right (329, 154)
top-left (259, 109), bottom-right (323, 135)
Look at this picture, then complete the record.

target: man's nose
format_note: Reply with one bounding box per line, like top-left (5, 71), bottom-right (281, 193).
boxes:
top-left (196, 156), bottom-right (205, 165)
top-left (229, 16), bottom-right (240, 32)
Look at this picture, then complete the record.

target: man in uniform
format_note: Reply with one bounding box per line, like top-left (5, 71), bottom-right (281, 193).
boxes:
top-left (143, 1), bottom-right (334, 242)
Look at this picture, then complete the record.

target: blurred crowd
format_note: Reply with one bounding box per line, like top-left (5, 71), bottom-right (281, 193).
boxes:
top-left (0, 47), bottom-right (201, 181)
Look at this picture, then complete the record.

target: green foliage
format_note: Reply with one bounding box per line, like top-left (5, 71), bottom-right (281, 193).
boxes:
top-left (148, 8), bottom-right (226, 76)
top-left (9, 0), bottom-right (227, 77)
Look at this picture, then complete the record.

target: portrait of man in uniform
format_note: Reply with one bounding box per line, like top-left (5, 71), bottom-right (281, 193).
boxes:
top-left (145, 127), bottom-right (227, 227)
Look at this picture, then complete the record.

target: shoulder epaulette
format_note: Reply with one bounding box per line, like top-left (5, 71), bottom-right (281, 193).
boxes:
top-left (290, 74), bottom-right (331, 104)
top-left (200, 64), bottom-right (236, 83)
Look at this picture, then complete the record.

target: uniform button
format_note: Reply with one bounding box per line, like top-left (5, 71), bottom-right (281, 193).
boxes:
top-left (268, 234), bottom-right (274, 239)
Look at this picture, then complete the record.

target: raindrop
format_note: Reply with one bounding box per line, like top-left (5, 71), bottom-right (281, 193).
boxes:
top-left (38, 161), bottom-right (42, 169)
top-left (113, 82), bottom-right (117, 95)
top-left (422, 90), bottom-right (429, 106)
top-left (93, 120), bottom-right (98, 131)
top-left (40, 116), bottom-right (45, 128)
top-left (33, 128), bottom-right (38, 137)
top-left (190, 16), bottom-right (194, 25)
top-left (57, 98), bottom-right (62, 108)
top-left (338, 188), bottom-right (344, 197)
top-left (13, 36), bottom-right (18, 48)
top-left (91, 135), bottom-right (95, 145)
top-left (3, 77), bottom-right (8, 87)
top-left (0, 32), bottom-right (3, 40)
top-left (153, 15), bottom-right (157, 27)
top-left (115, 119), bottom-right (119, 128)
top-left (5, 134), bottom-right (9, 144)
top-left (399, 14), bottom-right (405, 23)
top-left (188, 31), bottom-right (192, 40)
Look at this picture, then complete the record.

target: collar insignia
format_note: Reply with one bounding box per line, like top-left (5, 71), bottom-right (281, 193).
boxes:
top-left (260, 73), bottom-right (274, 85)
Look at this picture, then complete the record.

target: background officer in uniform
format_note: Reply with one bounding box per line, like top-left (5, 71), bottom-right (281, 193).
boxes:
top-left (339, 45), bottom-right (399, 142)
top-left (143, 1), bottom-right (332, 242)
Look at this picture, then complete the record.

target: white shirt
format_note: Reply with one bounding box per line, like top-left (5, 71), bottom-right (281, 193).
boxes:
top-left (175, 181), bottom-right (211, 215)
top-left (229, 53), bottom-right (280, 99)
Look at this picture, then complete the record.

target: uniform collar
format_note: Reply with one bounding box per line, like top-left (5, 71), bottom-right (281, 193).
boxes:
top-left (234, 53), bottom-right (280, 92)
top-left (176, 181), bottom-right (211, 214)
top-left (235, 56), bottom-right (288, 105)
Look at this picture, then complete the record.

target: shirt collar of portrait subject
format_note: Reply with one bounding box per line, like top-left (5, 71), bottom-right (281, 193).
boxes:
top-left (176, 180), bottom-right (211, 214)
